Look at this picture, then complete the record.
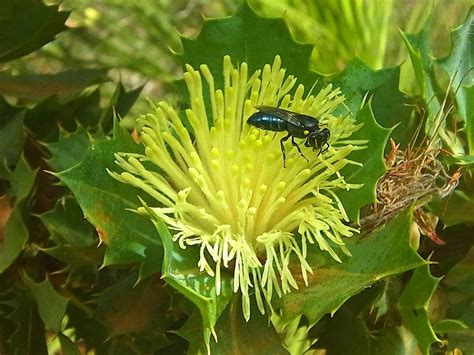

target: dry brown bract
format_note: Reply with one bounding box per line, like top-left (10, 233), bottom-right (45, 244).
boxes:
top-left (360, 138), bottom-right (461, 243)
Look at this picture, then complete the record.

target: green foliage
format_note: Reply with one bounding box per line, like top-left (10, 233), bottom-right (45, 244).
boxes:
top-left (179, 300), bottom-right (288, 355)
top-left (278, 208), bottom-right (424, 323)
top-left (180, 2), bottom-right (319, 88)
top-left (0, 0), bottom-right (473, 354)
top-left (0, 0), bottom-right (69, 63)
top-left (22, 274), bottom-right (69, 333)
top-left (56, 122), bottom-right (163, 269)
top-left (0, 156), bottom-right (36, 273)
top-left (0, 69), bottom-right (109, 100)
top-left (144, 205), bottom-right (233, 350)
top-left (398, 265), bottom-right (442, 354)
top-left (337, 103), bottom-right (392, 222)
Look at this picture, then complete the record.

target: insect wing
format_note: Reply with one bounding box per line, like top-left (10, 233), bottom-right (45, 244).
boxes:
top-left (255, 106), bottom-right (305, 128)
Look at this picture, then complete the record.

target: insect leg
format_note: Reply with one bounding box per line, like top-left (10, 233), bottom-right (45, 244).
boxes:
top-left (280, 133), bottom-right (291, 168)
top-left (322, 141), bottom-right (330, 153)
top-left (318, 142), bottom-right (330, 156)
top-left (291, 137), bottom-right (309, 162)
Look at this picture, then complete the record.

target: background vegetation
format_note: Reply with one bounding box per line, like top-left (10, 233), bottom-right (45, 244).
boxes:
top-left (0, 0), bottom-right (473, 354)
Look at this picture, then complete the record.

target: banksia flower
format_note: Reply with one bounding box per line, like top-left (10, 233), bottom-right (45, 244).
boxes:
top-left (110, 55), bottom-right (366, 320)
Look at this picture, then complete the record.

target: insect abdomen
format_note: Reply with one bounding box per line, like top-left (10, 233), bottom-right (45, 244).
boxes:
top-left (247, 112), bottom-right (287, 132)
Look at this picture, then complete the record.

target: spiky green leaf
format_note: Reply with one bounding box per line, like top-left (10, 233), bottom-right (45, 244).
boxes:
top-left (278, 208), bottom-right (424, 324)
top-left (398, 264), bottom-right (442, 354)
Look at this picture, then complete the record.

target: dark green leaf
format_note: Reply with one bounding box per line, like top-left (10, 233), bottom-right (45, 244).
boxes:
top-left (178, 299), bottom-right (288, 355)
top-left (65, 304), bottom-right (108, 354)
top-left (0, 97), bottom-right (25, 167)
top-left (398, 264), bottom-right (441, 354)
top-left (427, 224), bottom-right (474, 277)
top-left (22, 274), bottom-right (68, 333)
top-left (370, 327), bottom-right (418, 355)
top-left (41, 243), bottom-right (103, 270)
top-left (39, 196), bottom-right (96, 247)
top-left (0, 156), bottom-right (35, 273)
top-left (24, 90), bottom-right (101, 142)
top-left (331, 59), bottom-right (415, 146)
top-left (317, 307), bottom-right (370, 355)
top-left (2, 289), bottom-right (48, 355)
top-left (44, 127), bottom-right (92, 172)
top-left (278, 208), bottom-right (425, 324)
top-left (0, 69), bottom-right (109, 100)
top-left (0, 0), bottom-right (69, 62)
top-left (99, 82), bottom-right (144, 133)
top-left (144, 205), bottom-right (233, 350)
top-left (58, 333), bottom-right (81, 355)
top-left (400, 22), bottom-right (441, 121)
top-left (8, 155), bottom-right (36, 202)
top-left (179, 2), bottom-right (319, 89)
top-left (56, 121), bottom-right (163, 269)
top-left (0, 207), bottom-right (28, 274)
top-left (337, 103), bottom-right (391, 222)
top-left (94, 275), bottom-right (170, 345)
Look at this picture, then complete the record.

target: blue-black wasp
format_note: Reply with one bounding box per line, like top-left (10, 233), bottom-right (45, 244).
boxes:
top-left (247, 105), bottom-right (330, 167)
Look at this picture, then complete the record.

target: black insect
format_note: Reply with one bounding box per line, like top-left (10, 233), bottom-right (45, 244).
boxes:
top-left (247, 106), bottom-right (330, 167)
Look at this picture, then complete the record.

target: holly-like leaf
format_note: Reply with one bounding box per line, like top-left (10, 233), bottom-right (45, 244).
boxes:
top-left (331, 59), bottom-right (414, 146)
top-left (22, 274), bottom-right (68, 333)
top-left (94, 275), bottom-right (169, 343)
top-left (400, 22), bottom-right (442, 123)
top-left (178, 299), bottom-right (288, 355)
top-left (337, 103), bottom-right (392, 222)
top-left (65, 304), bottom-right (109, 354)
top-left (24, 90), bottom-right (101, 142)
top-left (39, 196), bottom-right (97, 247)
top-left (398, 264), bottom-right (442, 354)
top-left (0, 206), bottom-right (28, 274)
top-left (44, 127), bottom-right (92, 172)
top-left (7, 155), bottom-right (37, 202)
top-left (1, 289), bottom-right (48, 355)
top-left (278, 208), bottom-right (425, 324)
top-left (0, 0), bottom-right (69, 63)
top-left (99, 82), bottom-right (144, 133)
top-left (143, 205), bottom-right (233, 351)
top-left (0, 156), bottom-right (36, 273)
top-left (437, 8), bottom-right (473, 122)
top-left (0, 69), bottom-right (109, 100)
top-left (0, 97), bottom-right (26, 167)
top-left (179, 2), bottom-right (319, 89)
top-left (56, 121), bottom-right (163, 271)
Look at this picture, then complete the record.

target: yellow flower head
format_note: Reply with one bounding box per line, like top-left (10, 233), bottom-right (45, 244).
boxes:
top-left (110, 56), bottom-right (366, 320)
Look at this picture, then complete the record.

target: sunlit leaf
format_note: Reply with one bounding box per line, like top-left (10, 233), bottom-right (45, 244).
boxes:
top-left (143, 205), bottom-right (233, 351)
top-left (278, 208), bottom-right (425, 323)
top-left (56, 121), bottom-right (163, 271)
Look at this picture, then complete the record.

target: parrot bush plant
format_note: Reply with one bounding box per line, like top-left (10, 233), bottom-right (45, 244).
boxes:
top-left (0, 1), bottom-right (473, 354)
